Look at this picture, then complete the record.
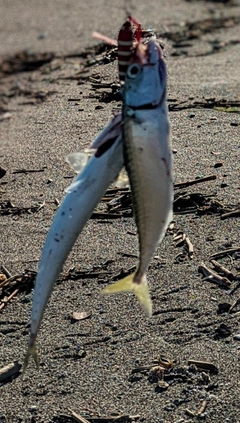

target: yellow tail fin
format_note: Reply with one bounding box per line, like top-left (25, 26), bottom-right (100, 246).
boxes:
top-left (102, 272), bottom-right (152, 317)
top-left (23, 341), bottom-right (39, 374)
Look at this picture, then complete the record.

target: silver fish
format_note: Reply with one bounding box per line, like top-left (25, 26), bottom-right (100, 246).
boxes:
top-left (102, 39), bottom-right (173, 316)
top-left (23, 115), bottom-right (123, 370)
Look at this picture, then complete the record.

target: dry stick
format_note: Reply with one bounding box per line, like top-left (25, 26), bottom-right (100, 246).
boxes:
top-left (221, 209), bottom-right (240, 220)
top-left (0, 274), bottom-right (23, 288)
top-left (1, 264), bottom-right (12, 278)
top-left (68, 409), bottom-right (91, 423)
top-left (210, 259), bottom-right (234, 279)
top-left (229, 298), bottom-right (240, 313)
top-left (209, 247), bottom-right (240, 260)
top-left (185, 236), bottom-right (194, 258)
top-left (198, 263), bottom-right (231, 288)
top-left (173, 231), bottom-right (184, 241)
top-left (197, 400), bottom-right (208, 416)
top-left (0, 362), bottom-right (22, 382)
top-left (0, 288), bottom-right (19, 311)
top-left (0, 279), bottom-right (8, 288)
top-left (174, 233), bottom-right (186, 245)
top-left (229, 280), bottom-right (240, 295)
top-left (174, 175), bottom-right (216, 189)
top-left (12, 168), bottom-right (45, 174)
top-left (36, 201), bottom-right (45, 211)
top-left (185, 408), bottom-right (196, 417)
top-left (188, 360), bottom-right (218, 373)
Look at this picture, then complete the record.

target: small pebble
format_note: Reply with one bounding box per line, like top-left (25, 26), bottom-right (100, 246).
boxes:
top-left (157, 380), bottom-right (169, 391)
top-left (233, 334), bottom-right (240, 340)
top-left (29, 405), bottom-right (37, 412)
top-left (164, 405), bottom-right (175, 412)
top-left (198, 412), bottom-right (208, 419)
top-left (38, 31), bottom-right (49, 39)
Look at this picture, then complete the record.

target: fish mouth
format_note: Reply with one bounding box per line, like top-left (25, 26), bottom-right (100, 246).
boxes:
top-left (130, 42), bottom-right (148, 65)
top-left (130, 38), bottom-right (163, 67)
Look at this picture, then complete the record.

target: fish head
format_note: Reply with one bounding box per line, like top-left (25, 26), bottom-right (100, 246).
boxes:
top-left (124, 39), bottom-right (166, 108)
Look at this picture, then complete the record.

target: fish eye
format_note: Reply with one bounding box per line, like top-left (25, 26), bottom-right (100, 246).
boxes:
top-left (126, 63), bottom-right (141, 79)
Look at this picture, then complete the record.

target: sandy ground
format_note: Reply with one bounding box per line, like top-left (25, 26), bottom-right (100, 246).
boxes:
top-left (0, 1), bottom-right (240, 422)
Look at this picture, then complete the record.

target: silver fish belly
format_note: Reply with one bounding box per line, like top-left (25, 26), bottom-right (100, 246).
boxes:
top-left (124, 105), bottom-right (172, 279)
top-left (23, 132), bottom-right (123, 370)
top-left (102, 39), bottom-right (173, 316)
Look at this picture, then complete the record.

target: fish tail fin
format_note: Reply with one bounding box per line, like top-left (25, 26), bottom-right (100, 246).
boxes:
top-left (23, 340), bottom-right (39, 374)
top-left (102, 272), bottom-right (152, 317)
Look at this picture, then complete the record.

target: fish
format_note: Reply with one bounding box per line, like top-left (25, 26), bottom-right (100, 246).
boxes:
top-left (23, 17), bottom-right (173, 370)
top-left (102, 29), bottom-right (173, 316)
top-left (23, 114), bottom-right (124, 370)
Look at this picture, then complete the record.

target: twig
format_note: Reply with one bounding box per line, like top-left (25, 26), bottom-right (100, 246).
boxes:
top-left (188, 360), bottom-right (218, 373)
top-left (185, 408), bottom-right (196, 417)
top-left (68, 409), bottom-right (91, 423)
top-left (174, 175), bottom-right (216, 189)
top-left (173, 231), bottom-right (184, 242)
top-left (220, 209), bottom-right (240, 220)
top-left (210, 259), bottom-right (234, 279)
top-left (36, 201), bottom-right (45, 211)
top-left (1, 264), bottom-right (12, 278)
top-left (0, 278), bottom-right (8, 288)
top-left (209, 247), bottom-right (240, 260)
top-left (0, 288), bottom-right (19, 310)
top-left (0, 274), bottom-right (23, 288)
top-left (198, 262), bottom-right (231, 288)
top-left (12, 168), bottom-right (45, 174)
top-left (197, 400), bottom-right (208, 416)
top-left (228, 280), bottom-right (240, 295)
top-left (0, 361), bottom-right (22, 382)
top-left (185, 236), bottom-right (194, 258)
top-left (229, 298), bottom-right (240, 313)
top-left (175, 233), bottom-right (186, 246)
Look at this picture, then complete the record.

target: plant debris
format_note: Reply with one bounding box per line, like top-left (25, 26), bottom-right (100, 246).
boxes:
top-left (198, 262), bottom-right (231, 288)
top-left (0, 200), bottom-right (45, 216)
top-left (0, 361), bottom-right (22, 383)
top-left (0, 269), bottom-right (36, 311)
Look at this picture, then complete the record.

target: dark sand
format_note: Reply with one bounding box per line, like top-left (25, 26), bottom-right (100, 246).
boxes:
top-left (0, 1), bottom-right (240, 422)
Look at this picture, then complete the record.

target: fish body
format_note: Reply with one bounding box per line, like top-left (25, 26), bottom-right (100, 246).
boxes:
top-left (24, 119), bottom-right (123, 370)
top-left (102, 39), bottom-right (173, 315)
